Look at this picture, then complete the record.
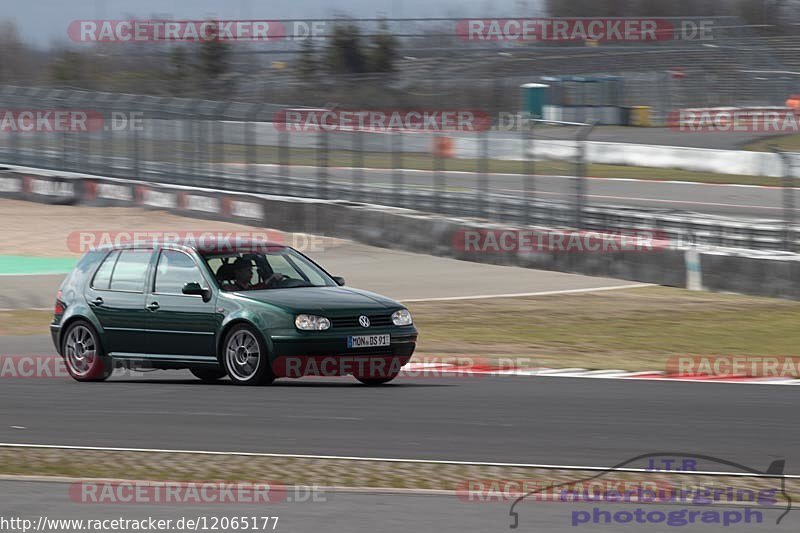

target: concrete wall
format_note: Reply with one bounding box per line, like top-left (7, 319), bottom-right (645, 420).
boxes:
top-left (453, 138), bottom-right (791, 178)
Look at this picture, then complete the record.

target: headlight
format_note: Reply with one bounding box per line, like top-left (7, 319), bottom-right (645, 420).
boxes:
top-left (295, 314), bottom-right (331, 331)
top-left (392, 309), bottom-right (413, 326)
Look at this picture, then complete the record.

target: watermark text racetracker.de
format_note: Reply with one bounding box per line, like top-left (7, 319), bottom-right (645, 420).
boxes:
top-left (273, 108), bottom-right (491, 133)
top-left (0, 110), bottom-right (143, 133)
top-left (67, 231), bottom-right (326, 254)
top-left (456, 18), bottom-right (715, 42)
top-left (0, 355), bottom-right (145, 379)
top-left (272, 356), bottom-right (538, 379)
top-left (670, 108), bottom-right (800, 133)
top-left (453, 229), bottom-right (669, 254)
top-left (668, 356), bottom-right (800, 378)
top-left (70, 480), bottom-right (325, 505)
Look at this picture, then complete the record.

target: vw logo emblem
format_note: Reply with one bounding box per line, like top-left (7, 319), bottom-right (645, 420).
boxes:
top-left (358, 315), bottom-right (370, 328)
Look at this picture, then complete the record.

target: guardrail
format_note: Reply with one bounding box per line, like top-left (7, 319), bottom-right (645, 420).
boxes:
top-left (2, 162), bottom-right (798, 252)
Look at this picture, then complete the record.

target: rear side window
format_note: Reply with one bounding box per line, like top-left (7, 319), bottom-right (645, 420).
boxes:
top-left (109, 250), bottom-right (152, 292)
top-left (91, 250), bottom-right (119, 290)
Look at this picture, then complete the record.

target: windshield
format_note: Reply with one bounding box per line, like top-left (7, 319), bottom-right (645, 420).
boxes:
top-left (203, 247), bottom-right (335, 291)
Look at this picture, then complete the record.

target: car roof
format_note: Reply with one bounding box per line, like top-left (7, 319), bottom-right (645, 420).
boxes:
top-left (91, 239), bottom-right (288, 254)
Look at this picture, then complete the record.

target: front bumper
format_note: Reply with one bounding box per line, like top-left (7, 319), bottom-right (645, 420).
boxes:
top-left (269, 326), bottom-right (417, 378)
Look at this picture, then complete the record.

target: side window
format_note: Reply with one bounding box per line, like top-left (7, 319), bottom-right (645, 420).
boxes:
top-left (205, 257), bottom-right (223, 276)
top-left (109, 249), bottom-right (152, 292)
top-left (155, 250), bottom-right (204, 294)
top-left (91, 250), bottom-right (119, 290)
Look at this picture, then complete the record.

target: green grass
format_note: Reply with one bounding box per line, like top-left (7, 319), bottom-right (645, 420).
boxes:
top-left (9, 286), bottom-right (800, 371)
top-left (0, 310), bottom-right (53, 335)
top-left (744, 133), bottom-right (800, 152)
top-left (408, 286), bottom-right (800, 371)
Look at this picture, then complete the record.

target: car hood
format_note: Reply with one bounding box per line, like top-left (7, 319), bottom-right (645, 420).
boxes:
top-left (230, 286), bottom-right (402, 315)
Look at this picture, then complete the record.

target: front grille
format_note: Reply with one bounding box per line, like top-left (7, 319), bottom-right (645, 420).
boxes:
top-left (331, 314), bottom-right (393, 329)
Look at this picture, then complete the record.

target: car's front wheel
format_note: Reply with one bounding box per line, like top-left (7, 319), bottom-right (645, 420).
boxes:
top-left (190, 367), bottom-right (228, 382)
top-left (62, 320), bottom-right (112, 382)
top-left (222, 325), bottom-right (275, 386)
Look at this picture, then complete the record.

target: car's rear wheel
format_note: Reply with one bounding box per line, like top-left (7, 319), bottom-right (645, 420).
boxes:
top-left (62, 320), bottom-right (112, 382)
top-left (222, 325), bottom-right (275, 386)
top-left (190, 367), bottom-right (228, 382)
top-left (355, 373), bottom-right (399, 386)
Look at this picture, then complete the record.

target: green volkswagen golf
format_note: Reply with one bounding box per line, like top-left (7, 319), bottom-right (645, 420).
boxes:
top-left (50, 241), bottom-right (418, 385)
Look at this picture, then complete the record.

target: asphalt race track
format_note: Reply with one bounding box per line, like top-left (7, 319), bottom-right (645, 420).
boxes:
top-left (0, 238), bottom-right (794, 472)
top-left (0, 241), bottom-right (640, 309)
top-left (265, 166), bottom-right (786, 219)
top-left (2, 481), bottom-right (789, 533)
top-left (0, 365), bottom-right (796, 473)
top-left (0, 215), bottom-right (794, 532)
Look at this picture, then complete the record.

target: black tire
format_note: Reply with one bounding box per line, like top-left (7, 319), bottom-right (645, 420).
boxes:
top-left (61, 320), bottom-right (112, 382)
top-left (355, 373), bottom-right (399, 386)
top-left (190, 367), bottom-right (228, 382)
top-left (221, 324), bottom-right (275, 386)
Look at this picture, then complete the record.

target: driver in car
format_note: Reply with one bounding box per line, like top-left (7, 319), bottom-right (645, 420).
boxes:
top-left (229, 257), bottom-right (285, 291)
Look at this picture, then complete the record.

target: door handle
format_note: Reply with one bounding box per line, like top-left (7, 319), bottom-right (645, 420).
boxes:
top-left (146, 302), bottom-right (160, 311)
top-left (90, 297), bottom-right (103, 306)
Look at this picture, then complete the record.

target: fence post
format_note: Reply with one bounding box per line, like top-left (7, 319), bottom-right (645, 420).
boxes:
top-left (214, 103), bottom-right (227, 189)
top-left (353, 130), bottom-right (363, 202)
top-left (60, 129), bottom-right (68, 171)
top-left (317, 129), bottom-right (328, 199)
top-left (246, 103), bottom-right (260, 183)
top-left (522, 114), bottom-right (535, 225)
top-left (478, 129), bottom-right (489, 218)
top-left (279, 128), bottom-right (289, 193)
top-left (392, 129), bottom-right (404, 208)
top-left (196, 109), bottom-right (207, 186)
top-left (772, 147), bottom-right (796, 252)
top-left (433, 133), bottom-right (444, 214)
top-left (8, 107), bottom-right (18, 165)
top-left (191, 113), bottom-right (201, 184)
top-left (131, 123), bottom-right (140, 179)
top-left (574, 121), bottom-right (596, 229)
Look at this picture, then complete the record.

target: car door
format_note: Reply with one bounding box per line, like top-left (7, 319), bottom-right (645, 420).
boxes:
top-left (84, 248), bottom-right (153, 355)
top-left (145, 248), bottom-right (217, 359)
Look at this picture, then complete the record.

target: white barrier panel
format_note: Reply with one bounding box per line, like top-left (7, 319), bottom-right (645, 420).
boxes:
top-left (453, 138), bottom-right (792, 178)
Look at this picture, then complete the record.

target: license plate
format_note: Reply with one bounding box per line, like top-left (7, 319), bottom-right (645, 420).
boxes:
top-left (347, 334), bottom-right (391, 349)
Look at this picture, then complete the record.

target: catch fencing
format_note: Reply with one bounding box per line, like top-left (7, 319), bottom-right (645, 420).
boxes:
top-left (1, 85), bottom-right (799, 252)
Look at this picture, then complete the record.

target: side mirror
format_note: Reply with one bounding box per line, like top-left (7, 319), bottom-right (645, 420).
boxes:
top-left (332, 276), bottom-right (345, 286)
top-left (182, 282), bottom-right (212, 302)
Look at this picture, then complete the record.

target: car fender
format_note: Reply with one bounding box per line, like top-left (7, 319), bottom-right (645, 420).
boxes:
top-left (217, 305), bottom-right (289, 360)
top-left (56, 303), bottom-right (106, 350)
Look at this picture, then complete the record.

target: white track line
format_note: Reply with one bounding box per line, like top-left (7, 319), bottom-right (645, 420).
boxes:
top-left (400, 283), bottom-right (653, 302)
top-left (0, 443), bottom-right (795, 478)
top-left (401, 364), bottom-right (800, 385)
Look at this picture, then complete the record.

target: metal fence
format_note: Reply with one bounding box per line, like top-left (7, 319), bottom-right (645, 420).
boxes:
top-left (1, 85), bottom-right (800, 252)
